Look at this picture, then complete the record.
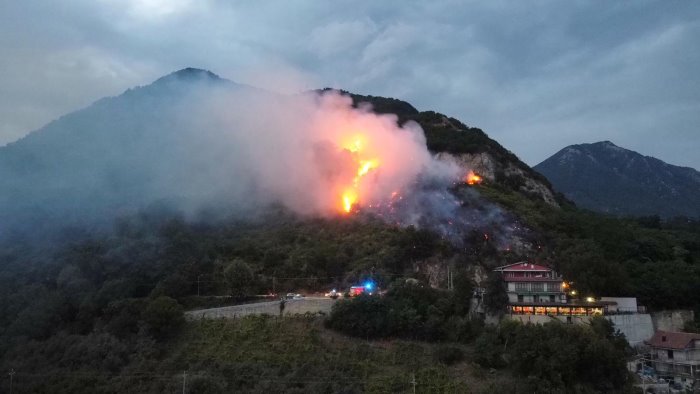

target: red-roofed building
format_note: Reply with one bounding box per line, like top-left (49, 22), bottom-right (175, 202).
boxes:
top-left (646, 330), bottom-right (700, 389)
top-left (494, 262), bottom-right (607, 317)
top-left (494, 262), bottom-right (567, 305)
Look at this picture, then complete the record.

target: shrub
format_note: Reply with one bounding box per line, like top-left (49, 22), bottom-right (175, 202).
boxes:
top-left (433, 345), bottom-right (464, 366)
top-left (473, 330), bottom-right (504, 368)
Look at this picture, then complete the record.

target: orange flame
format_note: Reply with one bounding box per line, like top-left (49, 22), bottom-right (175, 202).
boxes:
top-left (339, 135), bottom-right (380, 213)
top-left (342, 190), bottom-right (357, 213)
top-left (465, 171), bottom-right (482, 185)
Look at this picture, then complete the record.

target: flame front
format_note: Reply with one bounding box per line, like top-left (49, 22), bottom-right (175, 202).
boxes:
top-left (465, 171), bottom-right (483, 185)
top-left (339, 136), bottom-right (380, 213)
top-left (357, 160), bottom-right (378, 179)
top-left (342, 190), bottom-right (357, 213)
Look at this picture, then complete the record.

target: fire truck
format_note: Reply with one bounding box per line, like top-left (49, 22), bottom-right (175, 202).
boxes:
top-left (346, 281), bottom-right (376, 297)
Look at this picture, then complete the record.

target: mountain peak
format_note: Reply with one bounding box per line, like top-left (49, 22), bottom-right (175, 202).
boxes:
top-left (535, 141), bottom-right (700, 218)
top-left (152, 68), bottom-right (222, 85)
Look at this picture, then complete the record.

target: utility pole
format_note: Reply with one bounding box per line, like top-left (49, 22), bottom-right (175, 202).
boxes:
top-left (411, 373), bottom-right (416, 394)
top-left (182, 370), bottom-right (187, 394)
top-left (197, 275), bottom-right (202, 297)
top-left (8, 369), bottom-right (15, 394)
top-left (447, 267), bottom-right (453, 291)
top-left (272, 276), bottom-right (276, 295)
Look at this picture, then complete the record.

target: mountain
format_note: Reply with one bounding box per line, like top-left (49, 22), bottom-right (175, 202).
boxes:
top-left (534, 141), bottom-right (700, 218)
top-left (0, 68), bottom-right (558, 238)
top-left (1, 70), bottom-right (698, 394)
top-left (0, 68), bottom-right (261, 237)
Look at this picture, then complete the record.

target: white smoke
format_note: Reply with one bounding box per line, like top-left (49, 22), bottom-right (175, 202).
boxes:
top-left (181, 87), bottom-right (462, 217)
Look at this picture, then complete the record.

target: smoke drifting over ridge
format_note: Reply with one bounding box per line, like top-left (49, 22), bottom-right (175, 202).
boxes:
top-left (0, 69), bottom-right (528, 250)
top-left (193, 87), bottom-right (459, 217)
top-left (0, 70), bottom-right (464, 237)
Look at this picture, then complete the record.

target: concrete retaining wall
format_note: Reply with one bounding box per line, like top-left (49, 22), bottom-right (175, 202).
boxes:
top-left (504, 313), bottom-right (655, 347)
top-left (650, 310), bottom-right (695, 332)
top-left (185, 297), bottom-right (337, 319)
top-left (606, 314), bottom-right (654, 347)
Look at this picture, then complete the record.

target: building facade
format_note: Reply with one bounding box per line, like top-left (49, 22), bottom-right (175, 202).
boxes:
top-left (647, 330), bottom-right (700, 391)
top-left (494, 262), bottom-right (606, 317)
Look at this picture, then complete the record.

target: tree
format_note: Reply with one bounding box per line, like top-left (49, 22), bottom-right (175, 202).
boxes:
top-left (473, 329), bottom-right (505, 368)
top-left (452, 269), bottom-right (474, 315)
top-left (143, 296), bottom-right (184, 339)
top-left (483, 271), bottom-right (508, 315)
top-left (223, 259), bottom-right (254, 298)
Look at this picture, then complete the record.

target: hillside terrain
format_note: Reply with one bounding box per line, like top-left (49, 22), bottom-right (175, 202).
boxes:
top-left (535, 141), bottom-right (700, 218)
top-left (2, 315), bottom-right (521, 393)
top-left (0, 69), bottom-right (698, 393)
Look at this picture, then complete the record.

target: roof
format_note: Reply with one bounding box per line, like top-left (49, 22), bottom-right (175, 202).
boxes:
top-left (647, 330), bottom-right (700, 350)
top-left (495, 262), bottom-right (552, 272)
top-left (504, 277), bottom-right (562, 282)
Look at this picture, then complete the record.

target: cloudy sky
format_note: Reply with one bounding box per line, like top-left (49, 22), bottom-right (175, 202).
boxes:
top-left (1, 0), bottom-right (699, 169)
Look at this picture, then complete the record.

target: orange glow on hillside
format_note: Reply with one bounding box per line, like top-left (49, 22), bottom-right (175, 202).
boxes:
top-left (337, 135), bottom-right (380, 214)
top-left (342, 190), bottom-right (357, 213)
top-left (465, 171), bottom-right (483, 185)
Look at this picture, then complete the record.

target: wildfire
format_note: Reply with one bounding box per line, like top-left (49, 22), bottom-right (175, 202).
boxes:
top-left (339, 136), bottom-right (380, 213)
top-left (342, 190), bottom-right (357, 213)
top-left (465, 171), bottom-right (483, 185)
top-left (357, 160), bottom-right (378, 179)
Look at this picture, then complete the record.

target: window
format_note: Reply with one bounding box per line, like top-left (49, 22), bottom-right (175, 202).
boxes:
top-left (517, 295), bottom-right (524, 303)
top-left (548, 283), bottom-right (561, 292)
top-left (549, 295), bottom-right (555, 302)
top-left (515, 283), bottom-right (528, 291)
top-left (667, 350), bottom-right (673, 359)
top-left (531, 283), bottom-right (544, 292)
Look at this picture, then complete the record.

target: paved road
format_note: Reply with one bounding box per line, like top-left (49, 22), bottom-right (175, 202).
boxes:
top-left (185, 297), bottom-right (338, 319)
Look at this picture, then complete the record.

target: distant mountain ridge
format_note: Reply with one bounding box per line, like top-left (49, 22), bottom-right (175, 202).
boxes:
top-left (534, 141), bottom-right (700, 218)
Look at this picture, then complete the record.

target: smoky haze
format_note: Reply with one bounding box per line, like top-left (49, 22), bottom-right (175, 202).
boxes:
top-left (0, 69), bottom-right (462, 239)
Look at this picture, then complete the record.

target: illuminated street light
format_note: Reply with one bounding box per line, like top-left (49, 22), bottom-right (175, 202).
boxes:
top-left (586, 296), bottom-right (595, 303)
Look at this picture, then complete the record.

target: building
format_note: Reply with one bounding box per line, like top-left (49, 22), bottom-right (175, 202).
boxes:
top-left (494, 262), bottom-right (608, 317)
top-left (646, 330), bottom-right (700, 390)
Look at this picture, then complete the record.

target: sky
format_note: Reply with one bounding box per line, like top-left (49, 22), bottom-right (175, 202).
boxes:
top-left (1, 0), bottom-right (699, 169)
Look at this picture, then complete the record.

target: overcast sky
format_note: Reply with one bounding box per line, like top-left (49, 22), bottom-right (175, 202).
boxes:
top-left (1, 0), bottom-right (698, 169)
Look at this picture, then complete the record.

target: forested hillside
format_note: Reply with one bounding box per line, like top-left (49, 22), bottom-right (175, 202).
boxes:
top-left (0, 70), bottom-right (698, 393)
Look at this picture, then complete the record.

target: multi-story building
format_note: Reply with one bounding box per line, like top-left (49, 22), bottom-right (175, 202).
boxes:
top-left (494, 262), bottom-right (606, 317)
top-left (647, 330), bottom-right (700, 391)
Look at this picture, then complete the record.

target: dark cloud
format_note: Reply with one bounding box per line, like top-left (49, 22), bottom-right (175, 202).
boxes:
top-left (1, 0), bottom-right (698, 169)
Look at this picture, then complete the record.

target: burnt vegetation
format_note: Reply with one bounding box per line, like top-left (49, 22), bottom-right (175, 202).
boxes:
top-left (0, 93), bottom-right (698, 393)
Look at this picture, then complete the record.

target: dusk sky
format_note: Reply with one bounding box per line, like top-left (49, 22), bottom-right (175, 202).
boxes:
top-left (1, 0), bottom-right (698, 169)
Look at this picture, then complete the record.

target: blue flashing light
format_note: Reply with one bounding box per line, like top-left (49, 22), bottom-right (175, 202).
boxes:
top-left (364, 281), bottom-right (374, 291)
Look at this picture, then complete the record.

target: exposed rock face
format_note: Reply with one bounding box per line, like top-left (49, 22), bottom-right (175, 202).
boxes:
top-left (437, 151), bottom-right (559, 207)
